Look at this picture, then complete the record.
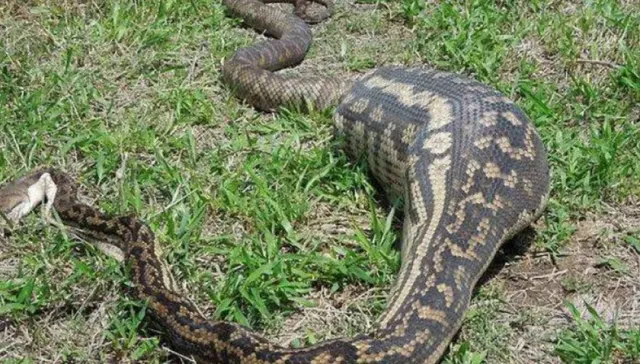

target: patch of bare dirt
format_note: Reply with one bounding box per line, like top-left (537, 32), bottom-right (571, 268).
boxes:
top-left (464, 204), bottom-right (640, 362)
top-left (503, 205), bottom-right (639, 322)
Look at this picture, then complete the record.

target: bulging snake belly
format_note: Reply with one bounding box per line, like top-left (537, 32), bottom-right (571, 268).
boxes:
top-left (1, 0), bottom-right (550, 363)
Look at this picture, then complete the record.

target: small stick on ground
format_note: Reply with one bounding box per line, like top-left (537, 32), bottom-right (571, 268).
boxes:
top-left (576, 59), bottom-right (622, 69)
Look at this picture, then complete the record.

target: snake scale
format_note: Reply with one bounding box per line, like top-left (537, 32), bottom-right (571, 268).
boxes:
top-left (0, 0), bottom-right (550, 363)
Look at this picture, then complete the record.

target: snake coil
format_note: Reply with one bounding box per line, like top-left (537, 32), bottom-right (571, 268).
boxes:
top-left (0, 1), bottom-right (549, 363)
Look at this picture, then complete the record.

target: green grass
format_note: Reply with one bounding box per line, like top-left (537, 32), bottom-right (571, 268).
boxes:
top-left (1, 0), bottom-right (639, 362)
top-left (555, 302), bottom-right (640, 363)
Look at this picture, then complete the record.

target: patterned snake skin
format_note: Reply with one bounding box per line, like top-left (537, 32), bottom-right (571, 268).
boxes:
top-left (0, 0), bottom-right (550, 363)
top-left (222, 0), bottom-right (352, 111)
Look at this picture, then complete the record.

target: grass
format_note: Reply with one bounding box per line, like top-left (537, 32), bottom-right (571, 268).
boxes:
top-left (1, 0), bottom-right (639, 363)
top-left (555, 302), bottom-right (640, 363)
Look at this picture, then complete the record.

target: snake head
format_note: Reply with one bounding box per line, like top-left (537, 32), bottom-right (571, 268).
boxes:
top-left (294, 0), bottom-right (334, 24)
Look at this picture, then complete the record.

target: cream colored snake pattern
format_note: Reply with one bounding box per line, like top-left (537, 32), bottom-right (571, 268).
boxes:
top-left (0, 0), bottom-right (550, 363)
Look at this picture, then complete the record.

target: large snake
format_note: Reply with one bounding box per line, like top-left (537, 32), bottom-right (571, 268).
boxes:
top-left (1, 0), bottom-right (550, 363)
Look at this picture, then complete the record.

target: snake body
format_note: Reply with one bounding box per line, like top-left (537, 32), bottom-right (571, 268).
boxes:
top-left (222, 0), bottom-right (351, 111)
top-left (0, 1), bottom-right (550, 363)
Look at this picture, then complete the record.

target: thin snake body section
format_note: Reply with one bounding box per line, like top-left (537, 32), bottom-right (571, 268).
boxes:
top-left (222, 0), bottom-right (352, 111)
